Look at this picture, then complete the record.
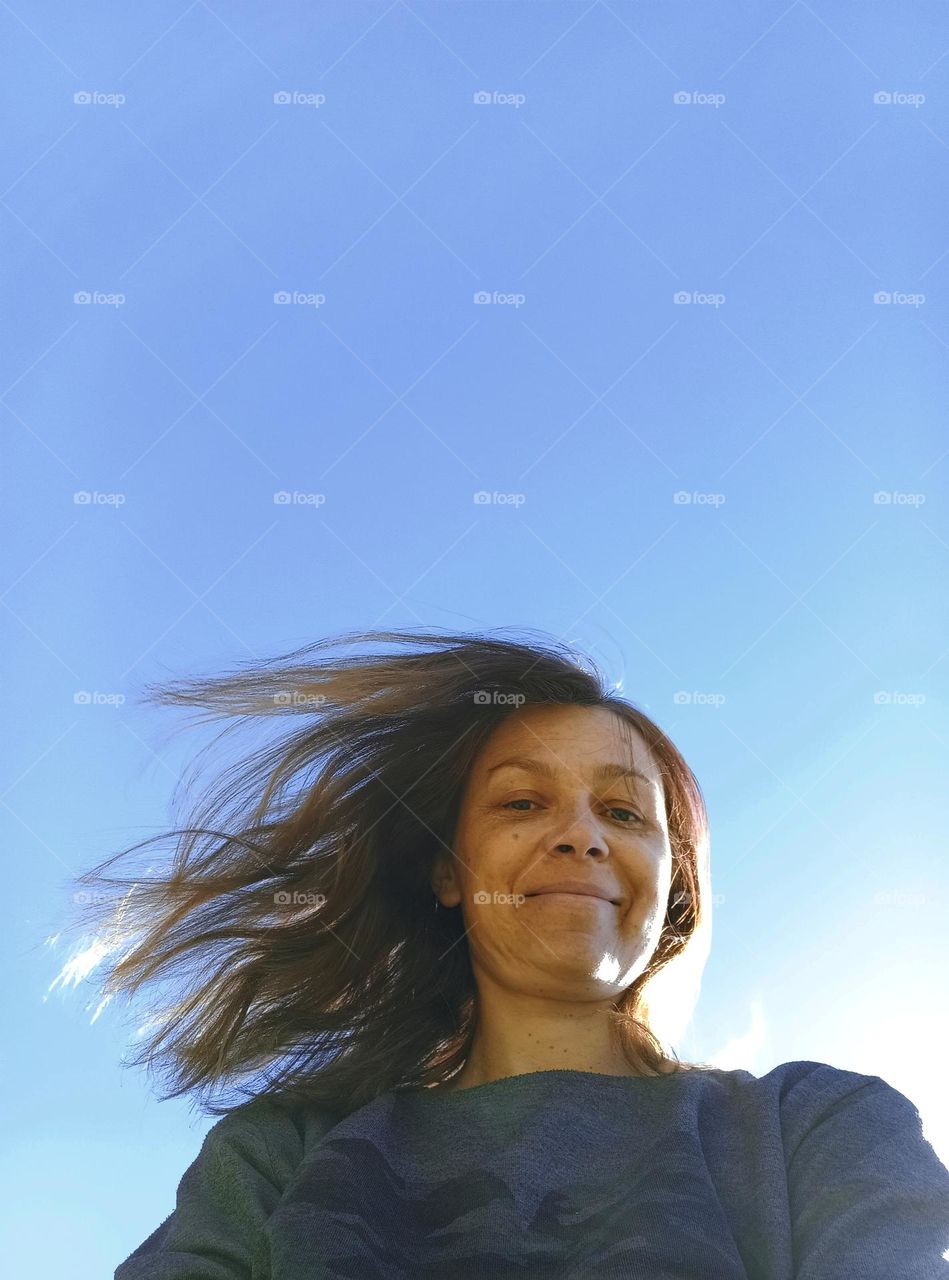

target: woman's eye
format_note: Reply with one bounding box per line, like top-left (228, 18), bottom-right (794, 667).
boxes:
top-left (501, 799), bottom-right (643, 824)
top-left (608, 807), bottom-right (644, 825)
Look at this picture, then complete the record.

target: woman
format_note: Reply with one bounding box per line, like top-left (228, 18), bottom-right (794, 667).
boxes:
top-left (69, 629), bottom-right (948, 1278)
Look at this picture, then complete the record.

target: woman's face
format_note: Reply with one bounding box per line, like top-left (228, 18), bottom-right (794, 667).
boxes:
top-left (432, 703), bottom-right (674, 1001)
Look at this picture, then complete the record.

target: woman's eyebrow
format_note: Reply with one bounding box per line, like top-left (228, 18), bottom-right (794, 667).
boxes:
top-left (485, 755), bottom-right (657, 791)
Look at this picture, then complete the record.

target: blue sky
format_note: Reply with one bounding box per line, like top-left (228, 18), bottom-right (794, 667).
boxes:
top-left (3, 2), bottom-right (948, 1275)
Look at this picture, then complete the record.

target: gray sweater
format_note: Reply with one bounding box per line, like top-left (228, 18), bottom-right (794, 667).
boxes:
top-left (115, 1059), bottom-right (949, 1278)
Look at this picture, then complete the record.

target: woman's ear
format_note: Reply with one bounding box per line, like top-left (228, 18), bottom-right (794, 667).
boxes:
top-left (431, 854), bottom-right (462, 909)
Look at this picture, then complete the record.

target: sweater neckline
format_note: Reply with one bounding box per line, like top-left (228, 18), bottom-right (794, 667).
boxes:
top-left (395, 1067), bottom-right (686, 1105)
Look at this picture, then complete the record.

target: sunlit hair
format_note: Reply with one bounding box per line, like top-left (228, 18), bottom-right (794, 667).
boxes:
top-left (64, 628), bottom-right (715, 1116)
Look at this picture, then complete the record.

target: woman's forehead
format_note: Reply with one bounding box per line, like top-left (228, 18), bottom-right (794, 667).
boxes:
top-left (475, 705), bottom-right (659, 782)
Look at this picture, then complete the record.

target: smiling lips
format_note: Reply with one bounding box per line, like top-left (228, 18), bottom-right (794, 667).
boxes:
top-left (524, 879), bottom-right (621, 905)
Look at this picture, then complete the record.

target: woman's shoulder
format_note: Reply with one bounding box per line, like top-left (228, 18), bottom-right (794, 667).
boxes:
top-left (662, 1057), bottom-right (905, 1114)
top-left (698, 1057), bottom-right (932, 1145)
top-left (199, 1090), bottom-right (351, 1182)
top-left (748, 1057), bottom-right (896, 1100)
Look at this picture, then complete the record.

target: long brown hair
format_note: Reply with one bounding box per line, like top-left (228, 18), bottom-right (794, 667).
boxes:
top-left (64, 628), bottom-right (715, 1117)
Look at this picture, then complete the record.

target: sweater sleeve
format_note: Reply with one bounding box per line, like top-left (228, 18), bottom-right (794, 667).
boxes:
top-left (783, 1064), bottom-right (949, 1279)
top-left (114, 1100), bottom-right (305, 1280)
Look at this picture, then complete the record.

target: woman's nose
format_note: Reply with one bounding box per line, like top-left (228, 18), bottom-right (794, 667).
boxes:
top-left (551, 808), bottom-right (609, 858)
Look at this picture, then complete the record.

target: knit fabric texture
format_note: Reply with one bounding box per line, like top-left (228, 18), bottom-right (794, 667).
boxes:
top-left (115, 1059), bottom-right (949, 1278)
